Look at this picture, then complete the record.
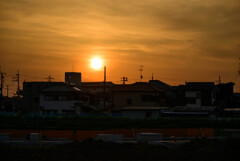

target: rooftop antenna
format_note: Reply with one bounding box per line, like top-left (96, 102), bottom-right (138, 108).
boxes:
top-left (218, 76), bottom-right (221, 84)
top-left (45, 75), bottom-right (54, 82)
top-left (121, 77), bottom-right (128, 85)
top-left (139, 65), bottom-right (143, 82)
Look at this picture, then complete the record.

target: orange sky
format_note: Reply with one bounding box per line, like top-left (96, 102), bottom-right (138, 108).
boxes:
top-left (0, 0), bottom-right (240, 96)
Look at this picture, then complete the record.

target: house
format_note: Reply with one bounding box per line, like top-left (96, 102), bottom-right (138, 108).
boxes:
top-left (175, 82), bottom-right (216, 107)
top-left (215, 82), bottom-right (235, 108)
top-left (80, 81), bottom-right (114, 93)
top-left (22, 82), bottom-right (65, 113)
top-left (148, 80), bottom-right (175, 107)
top-left (111, 82), bottom-right (162, 111)
top-left (80, 82), bottom-right (115, 109)
top-left (39, 84), bottom-right (94, 115)
top-left (65, 72), bottom-right (82, 86)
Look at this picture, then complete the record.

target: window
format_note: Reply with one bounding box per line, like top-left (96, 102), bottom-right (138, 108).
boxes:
top-left (141, 95), bottom-right (155, 102)
top-left (196, 92), bottom-right (201, 98)
top-left (59, 96), bottom-right (67, 101)
top-left (187, 97), bottom-right (196, 104)
top-left (126, 99), bottom-right (132, 106)
top-left (45, 95), bottom-right (53, 101)
top-left (44, 95), bottom-right (58, 101)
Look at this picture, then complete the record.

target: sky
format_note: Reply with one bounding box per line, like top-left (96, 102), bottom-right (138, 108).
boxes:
top-left (0, 0), bottom-right (240, 96)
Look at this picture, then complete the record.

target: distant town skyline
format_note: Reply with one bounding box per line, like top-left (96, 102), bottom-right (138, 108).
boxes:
top-left (1, 0), bottom-right (240, 96)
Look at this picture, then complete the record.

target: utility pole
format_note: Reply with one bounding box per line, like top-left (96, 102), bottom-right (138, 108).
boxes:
top-left (152, 73), bottom-right (154, 80)
top-left (0, 70), bottom-right (6, 97)
top-left (238, 58), bottom-right (240, 76)
top-left (139, 65), bottom-right (143, 82)
top-left (45, 75), bottom-right (54, 82)
top-left (13, 71), bottom-right (20, 97)
top-left (218, 76), bottom-right (221, 84)
top-left (103, 66), bottom-right (106, 109)
top-left (238, 58), bottom-right (240, 91)
top-left (121, 77), bottom-right (128, 85)
top-left (6, 85), bottom-right (9, 98)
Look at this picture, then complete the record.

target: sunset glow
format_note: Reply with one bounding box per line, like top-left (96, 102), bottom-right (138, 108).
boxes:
top-left (91, 58), bottom-right (103, 70)
top-left (0, 0), bottom-right (240, 96)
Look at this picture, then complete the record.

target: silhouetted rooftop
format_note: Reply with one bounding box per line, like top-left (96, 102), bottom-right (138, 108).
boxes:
top-left (81, 82), bottom-right (114, 87)
top-left (40, 84), bottom-right (92, 94)
top-left (174, 82), bottom-right (215, 91)
top-left (111, 82), bottom-right (161, 92)
top-left (185, 82), bottom-right (215, 91)
top-left (148, 80), bottom-right (172, 91)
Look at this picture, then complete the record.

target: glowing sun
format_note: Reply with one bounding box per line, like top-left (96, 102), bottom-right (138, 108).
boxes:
top-left (91, 58), bottom-right (103, 70)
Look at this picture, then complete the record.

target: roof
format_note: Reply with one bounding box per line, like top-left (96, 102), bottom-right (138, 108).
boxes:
top-left (185, 82), bottom-right (215, 91)
top-left (41, 84), bottom-right (92, 94)
top-left (23, 82), bottom-right (65, 85)
top-left (80, 82), bottom-right (114, 87)
top-left (224, 108), bottom-right (240, 112)
top-left (171, 106), bottom-right (217, 112)
top-left (111, 82), bottom-right (160, 92)
top-left (148, 80), bottom-right (172, 91)
top-left (162, 112), bottom-right (210, 115)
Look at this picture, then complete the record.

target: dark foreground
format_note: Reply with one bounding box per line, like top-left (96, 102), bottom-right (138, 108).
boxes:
top-left (0, 138), bottom-right (239, 161)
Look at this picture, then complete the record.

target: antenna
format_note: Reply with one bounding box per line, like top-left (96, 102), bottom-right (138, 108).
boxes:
top-left (139, 65), bottom-right (143, 82)
top-left (45, 75), bottom-right (54, 82)
top-left (121, 77), bottom-right (128, 85)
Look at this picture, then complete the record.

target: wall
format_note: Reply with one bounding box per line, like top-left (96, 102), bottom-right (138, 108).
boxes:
top-left (185, 91), bottom-right (201, 107)
top-left (112, 91), bottom-right (157, 110)
top-left (121, 110), bottom-right (160, 118)
top-left (0, 128), bottom-right (214, 141)
top-left (39, 95), bottom-right (81, 114)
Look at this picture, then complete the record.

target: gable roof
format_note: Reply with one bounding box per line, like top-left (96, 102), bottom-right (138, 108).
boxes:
top-left (148, 80), bottom-right (172, 91)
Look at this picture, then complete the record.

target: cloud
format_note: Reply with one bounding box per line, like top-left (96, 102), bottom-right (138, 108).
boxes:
top-left (0, 0), bottom-right (239, 87)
